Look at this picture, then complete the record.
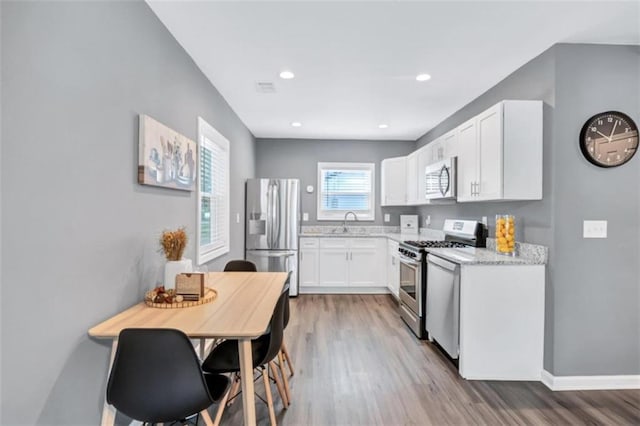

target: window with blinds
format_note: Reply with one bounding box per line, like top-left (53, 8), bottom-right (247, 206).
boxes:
top-left (317, 162), bottom-right (375, 220)
top-left (197, 117), bottom-right (230, 264)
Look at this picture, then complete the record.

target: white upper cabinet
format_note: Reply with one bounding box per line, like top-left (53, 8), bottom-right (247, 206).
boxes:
top-left (380, 156), bottom-right (407, 206)
top-left (456, 117), bottom-right (478, 202)
top-left (456, 100), bottom-right (543, 202)
top-left (429, 137), bottom-right (444, 163)
top-left (416, 144), bottom-right (431, 205)
top-left (442, 128), bottom-right (458, 158)
top-left (380, 100), bottom-right (542, 205)
top-left (406, 151), bottom-right (419, 205)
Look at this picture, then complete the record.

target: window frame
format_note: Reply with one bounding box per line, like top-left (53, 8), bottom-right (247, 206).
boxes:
top-left (196, 117), bottom-right (230, 265)
top-left (316, 162), bottom-right (376, 221)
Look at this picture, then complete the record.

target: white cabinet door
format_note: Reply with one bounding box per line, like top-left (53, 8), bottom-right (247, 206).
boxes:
top-left (299, 238), bottom-right (319, 287)
top-left (416, 145), bottom-right (431, 205)
top-left (381, 156), bottom-right (407, 206)
top-left (442, 128), bottom-right (458, 159)
top-left (388, 254), bottom-right (400, 297)
top-left (318, 249), bottom-right (349, 286)
top-left (299, 249), bottom-right (319, 287)
top-left (477, 103), bottom-right (503, 201)
top-left (349, 238), bottom-right (383, 287)
top-left (456, 117), bottom-right (478, 202)
top-left (430, 137), bottom-right (444, 163)
top-left (406, 151), bottom-right (418, 205)
top-left (349, 248), bottom-right (381, 286)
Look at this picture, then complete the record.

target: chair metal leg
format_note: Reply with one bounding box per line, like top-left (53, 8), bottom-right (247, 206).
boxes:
top-left (262, 367), bottom-right (277, 426)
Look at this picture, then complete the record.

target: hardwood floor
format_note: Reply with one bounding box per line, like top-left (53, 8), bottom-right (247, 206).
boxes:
top-left (214, 294), bottom-right (640, 425)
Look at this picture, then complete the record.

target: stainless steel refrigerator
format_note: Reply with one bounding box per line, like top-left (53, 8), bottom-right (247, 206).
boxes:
top-left (245, 179), bottom-right (299, 296)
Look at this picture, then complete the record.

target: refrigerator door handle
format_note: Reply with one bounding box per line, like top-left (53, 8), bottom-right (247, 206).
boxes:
top-left (274, 181), bottom-right (281, 246)
top-left (267, 183), bottom-right (275, 249)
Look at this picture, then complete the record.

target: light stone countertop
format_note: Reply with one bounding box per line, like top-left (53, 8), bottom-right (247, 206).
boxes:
top-left (425, 247), bottom-right (546, 265)
top-left (299, 226), bottom-right (547, 265)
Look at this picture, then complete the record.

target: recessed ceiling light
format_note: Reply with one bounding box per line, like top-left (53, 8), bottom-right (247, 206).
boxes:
top-left (279, 70), bottom-right (295, 79)
top-left (291, 122), bottom-right (302, 127)
top-left (378, 124), bottom-right (389, 129)
top-left (416, 73), bottom-right (431, 82)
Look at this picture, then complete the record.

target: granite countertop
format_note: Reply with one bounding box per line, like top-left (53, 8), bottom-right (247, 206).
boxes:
top-left (299, 225), bottom-right (548, 265)
top-left (425, 247), bottom-right (546, 265)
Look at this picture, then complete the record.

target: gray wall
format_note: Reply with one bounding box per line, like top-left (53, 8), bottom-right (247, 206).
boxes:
top-left (1, 1), bottom-right (255, 424)
top-left (415, 44), bottom-right (639, 376)
top-left (551, 44), bottom-right (639, 376)
top-left (256, 138), bottom-right (417, 226)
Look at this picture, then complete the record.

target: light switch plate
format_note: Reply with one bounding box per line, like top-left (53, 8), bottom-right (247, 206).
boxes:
top-left (384, 214), bottom-right (390, 222)
top-left (583, 220), bottom-right (607, 238)
top-left (302, 212), bottom-right (309, 221)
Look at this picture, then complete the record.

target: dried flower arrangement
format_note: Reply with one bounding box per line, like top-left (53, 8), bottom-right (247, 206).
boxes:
top-left (159, 227), bottom-right (188, 261)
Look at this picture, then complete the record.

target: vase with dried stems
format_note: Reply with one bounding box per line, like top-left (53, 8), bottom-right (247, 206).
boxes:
top-left (160, 227), bottom-right (192, 290)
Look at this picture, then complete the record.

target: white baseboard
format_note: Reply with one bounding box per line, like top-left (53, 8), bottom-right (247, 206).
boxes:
top-left (542, 369), bottom-right (640, 391)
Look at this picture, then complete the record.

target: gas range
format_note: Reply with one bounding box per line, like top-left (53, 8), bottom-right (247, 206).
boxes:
top-left (397, 219), bottom-right (487, 339)
top-left (400, 240), bottom-right (469, 258)
top-left (399, 220), bottom-right (488, 259)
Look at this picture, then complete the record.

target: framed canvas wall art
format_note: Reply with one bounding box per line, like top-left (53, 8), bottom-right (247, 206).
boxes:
top-left (138, 114), bottom-right (197, 191)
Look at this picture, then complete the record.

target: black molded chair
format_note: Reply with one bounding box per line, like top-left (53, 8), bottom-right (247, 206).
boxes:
top-left (202, 289), bottom-right (289, 425)
top-left (223, 260), bottom-right (257, 272)
top-left (106, 328), bottom-right (230, 425)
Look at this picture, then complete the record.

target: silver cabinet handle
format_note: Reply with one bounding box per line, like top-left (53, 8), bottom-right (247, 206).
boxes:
top-left (300, 252), bottom-right (303, 261)
top-left (350, 252), bottom-right (353, 261)
top-left (346, 252), bottom-right (348, 261)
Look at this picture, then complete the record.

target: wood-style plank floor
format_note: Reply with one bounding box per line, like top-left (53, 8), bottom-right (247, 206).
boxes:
top-left (214, 294), bottom-right (640, 425)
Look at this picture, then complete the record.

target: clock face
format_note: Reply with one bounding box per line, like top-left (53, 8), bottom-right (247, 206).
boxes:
top-left (580, 111), bottom-right (638, 168)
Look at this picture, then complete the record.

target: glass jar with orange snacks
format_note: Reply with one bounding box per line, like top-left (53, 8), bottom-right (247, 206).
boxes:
top-left (495, 215), bottom-right (516, 255)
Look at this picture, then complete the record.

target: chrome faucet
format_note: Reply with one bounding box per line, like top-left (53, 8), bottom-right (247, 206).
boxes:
top-left (342, 211), bottom-right (358, 233)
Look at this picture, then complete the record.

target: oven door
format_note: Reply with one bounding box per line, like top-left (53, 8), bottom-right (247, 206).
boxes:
top-left (398, 254), bottom-right (422, 316)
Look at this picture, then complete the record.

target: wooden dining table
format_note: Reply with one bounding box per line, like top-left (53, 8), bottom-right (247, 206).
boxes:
top-left (88, 271), bottom-right (288, 426)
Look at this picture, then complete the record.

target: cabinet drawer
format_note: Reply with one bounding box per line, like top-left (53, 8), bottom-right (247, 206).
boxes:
top-left (299, 238), bottom-right (319, 249)
top-left (350, 238), bottom-right (380, 249)
top-left (319, 238), bottom-right (349, 249)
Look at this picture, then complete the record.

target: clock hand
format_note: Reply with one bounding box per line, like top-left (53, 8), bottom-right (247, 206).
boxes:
top-left (609, 120), bottom-right (618, 141)
top-left (595, 130), bottom-right (610, 140)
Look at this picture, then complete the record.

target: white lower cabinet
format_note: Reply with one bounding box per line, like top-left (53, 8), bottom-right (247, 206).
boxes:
top-left (300, 237), bottom-right (386, 293)
top-left (387, 240), bottom-right (400, 298)
top-left (299, 238), bottom-right (320, 287)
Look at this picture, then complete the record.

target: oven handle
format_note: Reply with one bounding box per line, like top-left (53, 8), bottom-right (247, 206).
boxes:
top-left (399, 254), bottom-right (421, 266)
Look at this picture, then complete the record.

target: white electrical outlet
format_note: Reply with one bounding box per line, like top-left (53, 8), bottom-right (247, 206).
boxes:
top-left (425, 215), bottom-right (431, 227)
top-left (302, 212), bottom-right (309, 221)
top-left (583, 220), bottom-right (607, 238)
top-left (384, 214), bottom-right (390, 222)
top-left (481, 216), bottom-right (488, 226)
top-left (236, 213), bottom-right (240, 223)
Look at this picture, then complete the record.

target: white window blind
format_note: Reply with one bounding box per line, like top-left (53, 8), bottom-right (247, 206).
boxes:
top-left (317, 162), bottom-right (375, 221)
top-left (197, 117), bottom-right (230, 264)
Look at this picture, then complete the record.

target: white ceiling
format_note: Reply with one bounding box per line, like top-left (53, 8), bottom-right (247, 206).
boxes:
top-left (147, 1), bottom-right (640, 141)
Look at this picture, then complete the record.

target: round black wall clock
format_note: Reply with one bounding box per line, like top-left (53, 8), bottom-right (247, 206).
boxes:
top-left (579, 111), bottom-right (638, 168)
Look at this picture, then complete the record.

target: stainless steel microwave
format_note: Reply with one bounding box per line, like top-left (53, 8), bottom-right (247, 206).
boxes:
top-left (424, 157), bottom-right (457, 201)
